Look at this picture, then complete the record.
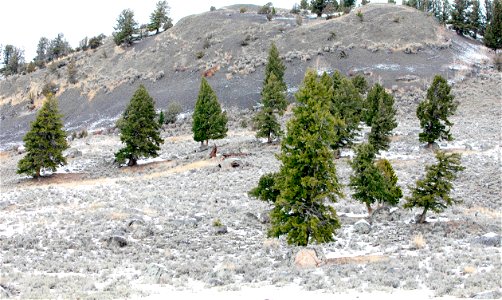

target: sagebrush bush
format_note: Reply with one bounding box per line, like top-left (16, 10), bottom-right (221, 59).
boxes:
top-left (42, 82), bottom-right (58, 97)
top-left (165, 102), bottom-right (182, 124)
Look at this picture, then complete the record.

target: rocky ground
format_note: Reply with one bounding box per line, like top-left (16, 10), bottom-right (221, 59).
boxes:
top-left (0, 71), bottom-right (501, 299)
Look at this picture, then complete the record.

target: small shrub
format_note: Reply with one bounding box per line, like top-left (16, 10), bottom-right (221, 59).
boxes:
top-left (89, 34), bottom-right (106, 49)
top-left (494, 53), bottom-right (502, 71)
top-left (393, 16), bottom-right (400, 23)
top-left (412, 233), bottom-right (426, 249)
top-left (213, 219), bottom-right (223, 227)
top-left (240, 7), bottom-right (247, 13)
top-left (328, 31), bottom-right (337, 41)
top-left (42, 82), bottom-right (59, 97)
top-left (356, 10), bottom-right (363, 22)
top-left (388, 0), bottom-right (396, 3)
top-left (101, 50), bottom-right (108, 59)
top-left (258, 3), bottom-right (273, 14)
top-left (165, 102), bottom-right (182, 124)
top-left (71, 131), bottom-right (77, 140)
top-left (196, 51), bottom-right (205, 59)
top-left (26, 62), bottom-right (36, 74)
top-left (210, 6), bottom-right (216, 11)
top-left (78, 129), bottom-right (88, 139)
top-left (296, 15), bottom-right (303, 26)
top-left (67, 60), bottom-right (78, 84)
top-left (203, 39), bottom-right (211, 49)
top-left (266, 13), bottom-right (273, 21)
top-left (240, 119), bottom-right (248, 128)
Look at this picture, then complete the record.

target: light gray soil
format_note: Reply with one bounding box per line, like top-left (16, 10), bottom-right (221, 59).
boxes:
top-left (0, 71), bottom-right (500, 299)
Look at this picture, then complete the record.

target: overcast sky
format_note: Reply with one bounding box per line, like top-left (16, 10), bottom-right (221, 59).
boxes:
top-left (0, 0), bottom-right (303, 61)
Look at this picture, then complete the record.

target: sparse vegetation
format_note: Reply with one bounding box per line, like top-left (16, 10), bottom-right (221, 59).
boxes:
top-left (357, 10), bottom-right (364, 22)
top-left (17, 95), bottom-right (68, 178)
top-left (240, 7), bottom-right (247, 13)
top-left (196, 51), bottom-right (205, 59)
top-left (165, 102), bottom-right (182, 124)
top-left (67, 60), bottom-right (77, 84)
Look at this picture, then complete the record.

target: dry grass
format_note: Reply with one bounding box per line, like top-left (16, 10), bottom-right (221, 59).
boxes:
top-left (412, 233), bottom-right (426, 249)
top-left (463, 266), bottom-right (477, 274)
top-left (325, 255), bottom-right (389, 265)
top-left (110, 212), bottom-right (129, 220)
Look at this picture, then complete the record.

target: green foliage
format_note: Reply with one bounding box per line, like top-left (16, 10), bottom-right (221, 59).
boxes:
top-left (210, 6), bottom-right (216, 11)
top-left (291, 3), bottom-right (301, 13)
top-left (349, 144), bottom-right (401, 213)
top-left (1, 44), bottom-right (24, 76)
top-left (192, 78), bottom-right (228, 145)
top-left (450, 0), bottom-right (469, 35)
top-left (484, 0), bottom-right (502, 50)
top-left (212, 219), bottom-right (223, 227)
top-left (115, 85), bottom-right (164, 166)
top-left (17, 95), bottom-right (68, 178)
top-left (269, 70), bottom-right (343, 246)
top-left (263, 42), bottom-right (287, 92)
top-left (158, 110), bottom-right (165, 125)
top-left (42, 82), bottom-right (58, 97)
top-left (249, 172), bottom-right (281, 203)
top-left (254, 73), bottom-right (288, 143)
top-left (300, 0), bottom-right (310, 9)
top-left (89, 34), bottom-right (106, 49)
top-left (310, 0), bottom-right (331, 16)
top-left (148, 1), bottom-right (172, 34)
top-left (404, 151), bottom-right (465, 223)
top-left (258, 2), bottom-right (274, 14)
top-left (196, 51), bottom-right (205, 59)
top-left (365, 84), bottom-right (397, 152)
top-left (240, 7), bottom-right (247, 13)
top-left (328, 75), bottom-right (363, 150)
top-left (165, 102), bottom-right (182, 124)
top-left (469, 0), bottom-right (482, 37)
top-left (113, 9), bottom-right (138, 46)
top-left (47, 34), bottom-right (72, 61)
top-left (417, 75), bottom-right (458, 146)
top-left (356, 10), bottom-right (364, 21)
top-left (351, 75), bottom-right (368, 94)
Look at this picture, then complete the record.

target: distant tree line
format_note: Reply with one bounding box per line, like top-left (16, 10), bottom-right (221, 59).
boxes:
top-left (404, 0), bottom-right (502, 50)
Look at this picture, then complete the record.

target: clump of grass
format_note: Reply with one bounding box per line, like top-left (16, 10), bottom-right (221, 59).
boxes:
top-left (196, 51), bottom-right (205, 59)
top-left (213, 219), bottom-right (223, 227)
top-left (356, 10), bottom-right (363, 22)
top-left (412, 233), bottom-right (426, 249)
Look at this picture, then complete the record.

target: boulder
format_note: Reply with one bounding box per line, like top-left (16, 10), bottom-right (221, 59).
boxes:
top-left (65, 149), bottom-right (82, 158)
top-left (294, 249), bottom-right (322, 268)
top-left (474, 232), bottom-right (501, 247)
top-left (108, 235), bottom-right (128, 247)
top-left (354, 219), bottom-right (371, 234)
top-left (473, 290), bottom-right (502, 299)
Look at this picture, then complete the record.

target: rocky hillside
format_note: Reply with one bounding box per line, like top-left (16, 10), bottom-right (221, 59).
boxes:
top-left (0, 4), bottom-right (493, 148)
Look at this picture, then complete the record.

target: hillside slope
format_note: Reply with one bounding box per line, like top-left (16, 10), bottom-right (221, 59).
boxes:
top-left (0, 4), bottom-right (492, 148)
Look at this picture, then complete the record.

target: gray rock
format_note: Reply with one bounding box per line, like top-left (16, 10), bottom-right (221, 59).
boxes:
top-left (473, 290), bottom-right (502, 299)
top-left (354, 219), bottom-right (371, 234)
top-left (65, 149), bottom-right (82, 158)
top-left (257, 211), bottom-right (271, 224)
top-left (108, 235), bottom-right (128, 247)
top-left (214, 225), bottom-right (228, 235)
top-left (16, 145), bottom-right (26, 154)
top-left (473, 233), bottom-right (501, 247)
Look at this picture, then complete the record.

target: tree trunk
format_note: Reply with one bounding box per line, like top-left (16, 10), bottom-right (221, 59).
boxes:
top-left (35, 168), bottom-right (40, 179)
top-left (267, 133), bottom-right (272, 143)
top-left (426, 142), bottom-right (434, 149)
top-left (418, 207), bottom-right (429, 223)
top-left (128, 158), bottom-right (137, 166)
top-left (366, 202), bottom-right (373, 215)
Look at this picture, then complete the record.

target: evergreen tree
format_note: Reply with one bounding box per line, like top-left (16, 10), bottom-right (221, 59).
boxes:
top-left (484, 0), bottom-right (502, 50)
top-left (47, 34), bottom-right (71, 61)
top-left (351, 75), bottom-right (369, 95)
top-left (329, 76), bottom-right (363, 151)
top-left (1, 45), bottom-right (24, 76)
top-left (254, 73), bottom-right (288, 143)
top-left (441, 0), bottom-right (451, 24)
top-left (469, 0), bottom-right (482, 37)
top-left (158, 110), bottom-right (165, 125)
top-left (17, 95), bottom-right (68, 178)
top-left (365, 84), bottom-right (397, 152)
top-left (35, 37), bottom-right (49, 67)
top-left (450, 0), bottom-right (470, 35)
top-left (269, 70), bottom-right (343, 246)
top-left (263, 43), bottom-right (287, 92)
top-left (192, 78), bottom-right (228, 146)
top-left (248, 172), bottom-right (281, 203)
top-left (115, 85), bottom-right (163, 166)
top-left (300, 0), bottom-right (310, 9)
top-left (113, 9), bottom-right (138, 46)
top-left (148, 1), bottom-right (172, 34)
top-left (417, 75), bottom-right (458, 148)
top-left (349, 144), bottom-right (402, 214)
top-left (404, 151), bottom-right (464, 223)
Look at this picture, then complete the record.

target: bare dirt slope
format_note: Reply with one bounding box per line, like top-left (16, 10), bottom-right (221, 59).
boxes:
top-left (0, 4), bottom-right (493, 148)
top-left (0, 70), bottom-right (500, 299)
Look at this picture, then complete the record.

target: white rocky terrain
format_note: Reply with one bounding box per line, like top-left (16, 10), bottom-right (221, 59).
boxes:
top-left (0, 69), bottom-right (501, 298)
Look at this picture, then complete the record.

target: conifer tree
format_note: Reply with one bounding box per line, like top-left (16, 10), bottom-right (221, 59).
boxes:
top-left (113, 9), bottom-right (138, 46)
top-left (329, 76), bottom-right (364, 151)
top-left (192, 78), bottom-right (228, 146)
top-left (263, 43), bottom-right (287, 92)
top-left (365, 84), bottom-right (397, 152)
top-left (254, 73), bottom-right (288, 143)
top-left (416, 75), bottom-right (458, 148)
top-left (469, 0), bottom-right (482, 37)
top-left (450, 0), bottom-right (470, 35)
top-left (17, 95), bottom-right (69, 178)
top-left (158, 110), bottom-right (165, 125)
top-left (248, 172), bottom-right (281, 203)
top-left (404, 151), bottom-right (464, 223)
top-left (484, 0), bottom-right (502, 50)
top-left (148, 1), bottom-right (173, 34)
top-left (269, 70), bottom-right (343, 246)
top-left (349, 144), bottom-right (402, 214)
top-left (115, 85), bottom-right (163, 166)
top-left (351, 75), bottom-right (369, 95)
